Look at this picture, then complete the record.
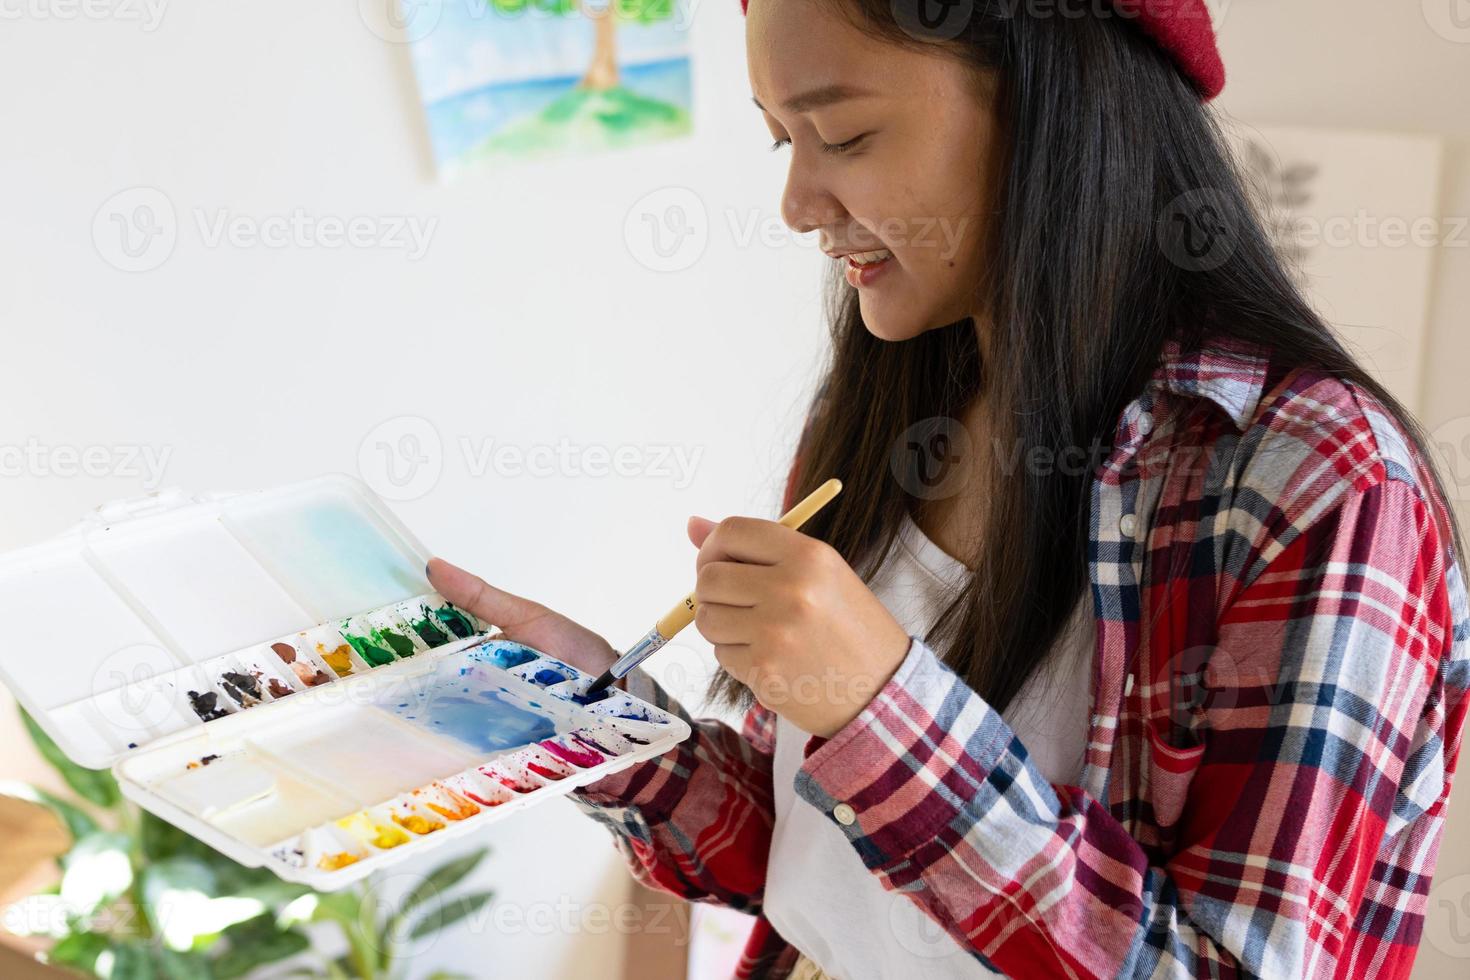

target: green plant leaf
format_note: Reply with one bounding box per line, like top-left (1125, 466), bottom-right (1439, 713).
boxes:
top-left (395, 848), bottom-right (488, 924)
top-left (212, 915), bottom-right (310, 979)
top-left (108, 942), bottom-right (156, 980)
top-left (0, 780), bottom-right (100, 848)
top-left (155, 947), bottom-right (215, 980)
top-left (408, 891), bottom-right (493, 940)
top-left (20, 708), bottom-right (120, 809)
top-left (140, 810), bottom-right (200, 861)
top-left (46, 931), bottom-right (108, 972)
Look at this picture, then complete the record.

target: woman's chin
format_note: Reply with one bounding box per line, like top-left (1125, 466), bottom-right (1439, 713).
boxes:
top-left (858, 298), bottom-right (956, 343)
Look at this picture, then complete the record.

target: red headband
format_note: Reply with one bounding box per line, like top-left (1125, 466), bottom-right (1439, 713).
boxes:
top-left (738, 0), bottom-right (1226, 102)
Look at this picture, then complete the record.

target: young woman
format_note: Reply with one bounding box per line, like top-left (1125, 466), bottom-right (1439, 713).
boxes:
top-left (429, 1), bottom-right (1470, 976)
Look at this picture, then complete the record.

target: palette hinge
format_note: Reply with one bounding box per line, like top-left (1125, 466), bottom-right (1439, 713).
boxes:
top-left (86, 488), bottom-right (196, 527)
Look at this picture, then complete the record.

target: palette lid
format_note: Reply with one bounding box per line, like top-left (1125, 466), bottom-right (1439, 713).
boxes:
top-left (0, 475), bottom-right (434, 768)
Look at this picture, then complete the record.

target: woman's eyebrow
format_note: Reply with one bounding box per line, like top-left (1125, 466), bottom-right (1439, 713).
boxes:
top-left (751, 84), bottom-right (874, 114)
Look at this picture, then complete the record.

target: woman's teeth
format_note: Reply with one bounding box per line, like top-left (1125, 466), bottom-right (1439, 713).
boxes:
top-left (847, 249), bottom-right (892, 266)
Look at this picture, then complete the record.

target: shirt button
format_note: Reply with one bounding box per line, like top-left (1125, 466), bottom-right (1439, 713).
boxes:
top-left (1137, 413), bottom-right (1154, 437)
top-left (832, 803), bottom-right (857, 826)
top-left (1119, 514), bottom-right (1139, 538)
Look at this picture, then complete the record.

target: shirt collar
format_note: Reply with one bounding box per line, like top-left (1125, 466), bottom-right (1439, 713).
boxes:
top-left (1151, 338), bottom-right (1272, 431)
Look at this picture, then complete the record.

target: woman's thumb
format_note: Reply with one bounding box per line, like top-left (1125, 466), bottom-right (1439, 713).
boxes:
top-left (425, 557), bottom-right (540, 631)
top-left (687, 515), bottom-right (718, 548)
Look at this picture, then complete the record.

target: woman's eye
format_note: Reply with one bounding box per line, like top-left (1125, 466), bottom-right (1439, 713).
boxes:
top-left (821, 133), bottom-right (869, 155)
top-left (769, 137), bottom-right (791, 152)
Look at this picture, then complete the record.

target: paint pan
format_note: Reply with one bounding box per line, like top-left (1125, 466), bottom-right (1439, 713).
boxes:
top-left (0, 477), bottom-right (690, 891)
top-left (296, 624), bottom-right (367, 677)
top-left (364, 607), bottom-right (427, 658)
top-left (236, 646), bottom-right (302, 700)
top-left (421, 597), bottom-right (481, 641)
top-left (407, 783), bottom-right (481, 823)
top-left (394, 599), bottom-right (454, 649)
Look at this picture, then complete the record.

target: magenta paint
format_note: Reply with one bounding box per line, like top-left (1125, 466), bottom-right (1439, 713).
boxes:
top-left (541, 738), bottom-right (603, 768)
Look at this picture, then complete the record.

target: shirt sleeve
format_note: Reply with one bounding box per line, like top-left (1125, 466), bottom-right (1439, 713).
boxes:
top-left (570, 668), bottom-right (778, 914)
top-left (790, 477), bottom-right (1467, 978)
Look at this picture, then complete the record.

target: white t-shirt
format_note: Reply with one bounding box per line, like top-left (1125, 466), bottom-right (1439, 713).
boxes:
top-left (763, 511), bottom-right (1095, 978)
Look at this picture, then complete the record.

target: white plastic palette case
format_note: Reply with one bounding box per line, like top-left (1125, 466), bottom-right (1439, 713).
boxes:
top-left (0, 476), bottom-right (690, 890)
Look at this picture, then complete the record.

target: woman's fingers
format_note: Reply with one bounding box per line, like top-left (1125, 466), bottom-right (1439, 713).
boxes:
top-left (426, 557), bottom-right (546, 632)
top-left (693, 602), bottom-right (762, 645)
top-left (694, 560), bottom-right (764, 607)
top-left (693, 516), bottom-right (796, 570)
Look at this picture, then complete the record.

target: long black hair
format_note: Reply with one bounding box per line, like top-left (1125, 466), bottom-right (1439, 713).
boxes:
top-left (716, 0), bottom-right (1462, 713)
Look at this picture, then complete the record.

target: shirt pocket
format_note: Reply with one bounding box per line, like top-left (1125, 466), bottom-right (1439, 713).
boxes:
top-left (1144, 722), bottom-right (1206, 836)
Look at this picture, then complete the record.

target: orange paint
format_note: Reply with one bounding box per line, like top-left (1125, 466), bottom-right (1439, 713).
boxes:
top-left (318, 852), bottom-right (360, 871)
top-left (425, 789), bottom-right (480, 821)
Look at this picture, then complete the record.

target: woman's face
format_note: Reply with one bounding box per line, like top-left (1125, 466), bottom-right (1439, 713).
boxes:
top-left (747, 0), bottom-right (1000, 341)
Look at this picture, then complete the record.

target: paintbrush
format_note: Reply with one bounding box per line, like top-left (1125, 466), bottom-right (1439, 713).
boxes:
top-left (585, 478), bottom-right (844, 697)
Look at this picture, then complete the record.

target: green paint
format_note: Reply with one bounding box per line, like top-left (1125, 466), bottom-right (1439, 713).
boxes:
top-left (407, 613), bottom-right (450, 648)
top-left (372, 626), bottom-right (417, 659)
top-left (341, 629), bottom-right (396, 667)
top-left (431, 603), bottom-right (476, 640)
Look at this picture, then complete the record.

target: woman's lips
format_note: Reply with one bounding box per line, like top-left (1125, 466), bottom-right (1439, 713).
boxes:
top-left (841, 248), bottom-right (894, 288)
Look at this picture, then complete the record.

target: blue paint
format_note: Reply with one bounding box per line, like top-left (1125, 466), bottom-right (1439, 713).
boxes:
top-left (389, 689), bottom-right (557, 754)
top-left (473, 643), bottom-right (539, 670)
top-left (569, 688), bottom-right (612, 706)
top-left (532, 667), bottom-right (571, 687)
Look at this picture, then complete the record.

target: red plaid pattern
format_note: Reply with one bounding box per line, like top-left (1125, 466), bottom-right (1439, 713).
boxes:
top-left (573, 342), bottom-right (1469, 978)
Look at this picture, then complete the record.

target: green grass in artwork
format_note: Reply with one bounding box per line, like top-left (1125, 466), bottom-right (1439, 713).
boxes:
top-left (469, 85), bottom-right (692, 160)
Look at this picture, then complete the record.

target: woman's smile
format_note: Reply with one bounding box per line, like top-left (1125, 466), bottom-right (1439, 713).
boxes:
top-left (826, 247), bottom-right (895, 287)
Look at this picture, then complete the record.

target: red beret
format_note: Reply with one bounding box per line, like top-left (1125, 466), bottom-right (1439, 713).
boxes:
top-left (738, 0), bottom-right (1225, 102)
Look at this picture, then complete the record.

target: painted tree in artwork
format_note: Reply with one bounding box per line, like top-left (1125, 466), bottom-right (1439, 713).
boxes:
top-left (475, 0), bottom-right (690, 157)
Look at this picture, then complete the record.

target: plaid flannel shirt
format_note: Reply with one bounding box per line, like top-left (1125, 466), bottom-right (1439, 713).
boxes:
top-left (572, 342), bottom-right (1470, 978)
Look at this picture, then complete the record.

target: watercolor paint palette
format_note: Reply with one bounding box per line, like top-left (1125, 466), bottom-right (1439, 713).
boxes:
top-left (0, 476), bottom-right (689, 889)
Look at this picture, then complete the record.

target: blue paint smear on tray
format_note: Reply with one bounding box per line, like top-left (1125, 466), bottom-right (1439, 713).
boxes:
top-left (389, 689), bottom-right (557, 754)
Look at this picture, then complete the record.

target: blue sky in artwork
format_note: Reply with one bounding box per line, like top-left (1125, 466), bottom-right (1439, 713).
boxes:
top-left (408, 0), bottom-right (693, 103)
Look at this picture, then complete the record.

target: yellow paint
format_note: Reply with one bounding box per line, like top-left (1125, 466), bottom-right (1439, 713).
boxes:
top-left (316, 643), bottom-right (354, 677)
top-left (393, 811), bottom-right (445, 835)
top-left (317, 851), bottom-right (360, 871)
top-left (336, 811), bottom-right (410, 850)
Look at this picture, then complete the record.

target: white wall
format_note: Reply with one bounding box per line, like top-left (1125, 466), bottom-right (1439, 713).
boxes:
top-left (1, 1), bottom-right (1467, 978)
top-left (0, 2), bottom-right (824, 977)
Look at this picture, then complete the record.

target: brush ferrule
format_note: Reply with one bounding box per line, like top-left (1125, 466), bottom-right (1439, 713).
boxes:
top-left (607, 626), bottom-right (669, 681)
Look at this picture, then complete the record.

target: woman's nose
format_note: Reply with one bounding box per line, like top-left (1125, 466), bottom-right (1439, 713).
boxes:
top-left (780, 164), bottom-right (839, 236)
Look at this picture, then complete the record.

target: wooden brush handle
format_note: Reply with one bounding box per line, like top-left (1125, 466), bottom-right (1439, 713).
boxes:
top-left (654, 478), bottom-right (843, 640)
